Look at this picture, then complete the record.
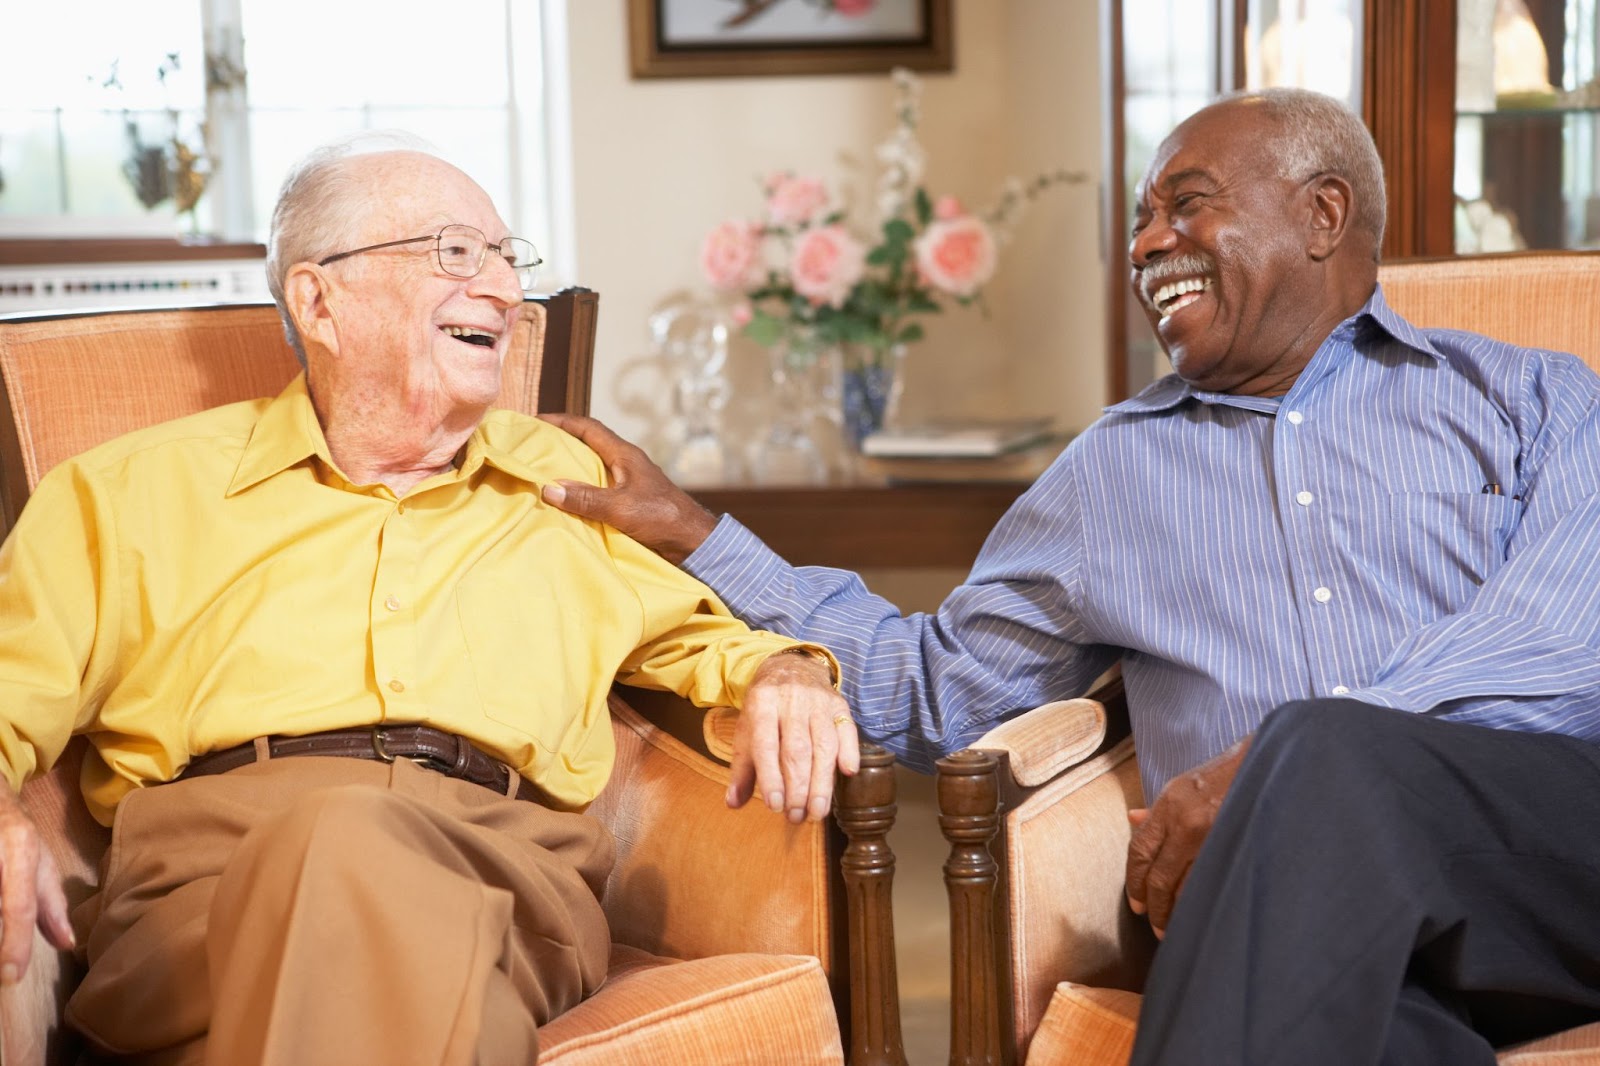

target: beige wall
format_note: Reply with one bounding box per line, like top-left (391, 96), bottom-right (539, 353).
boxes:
top-left (565, 1), bottom-right (1107, 459)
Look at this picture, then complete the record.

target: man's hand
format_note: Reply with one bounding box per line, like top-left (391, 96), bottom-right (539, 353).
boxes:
top-left (538, 414), bottom-right (718, 565)
top-left (1125, 735), bottom-right (1253, 937)
top-left (0, 788), bottom-right (75, 983)
top-left (727, 650), bottom-right (860, 824)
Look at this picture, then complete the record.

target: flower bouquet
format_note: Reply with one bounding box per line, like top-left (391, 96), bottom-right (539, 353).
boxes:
top-left (699, 67), bottom-right (1082, 455)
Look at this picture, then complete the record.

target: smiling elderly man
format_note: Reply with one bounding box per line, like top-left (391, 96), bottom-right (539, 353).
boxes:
top-left (539, 88), bottom-right (1600, 1063)
top-left (0, 140), bottom-right (856, 1066)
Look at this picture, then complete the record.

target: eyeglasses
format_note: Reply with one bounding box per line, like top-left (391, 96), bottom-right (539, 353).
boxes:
top-left (317, 224), bottom-right (542, 290)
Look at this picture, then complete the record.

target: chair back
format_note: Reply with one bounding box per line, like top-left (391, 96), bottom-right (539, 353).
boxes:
top-left (1378, 252), bottom-right (1600, 370)
top-left (0, 288), bottom-right (597, 536)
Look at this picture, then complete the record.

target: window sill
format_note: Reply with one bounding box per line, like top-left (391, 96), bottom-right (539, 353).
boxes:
top-left (0, 238), bottom-right (266, 266)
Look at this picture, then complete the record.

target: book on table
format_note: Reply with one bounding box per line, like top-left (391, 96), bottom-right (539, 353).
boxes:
top-left (860, 416), bottom-right (1057, 459)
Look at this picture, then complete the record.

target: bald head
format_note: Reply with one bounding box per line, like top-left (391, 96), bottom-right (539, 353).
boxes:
top-left (1186, 88), bottom-right (1387, 259)
top-left (266, 135), bottom-right (442, 363)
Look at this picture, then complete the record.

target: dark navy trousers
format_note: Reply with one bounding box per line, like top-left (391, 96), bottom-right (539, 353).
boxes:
top-left (1130, 700), bottom-right (1600, 1066)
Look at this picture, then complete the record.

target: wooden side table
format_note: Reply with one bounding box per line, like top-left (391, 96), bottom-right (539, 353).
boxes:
top-left (691, 482), bottom-right (1030, 570)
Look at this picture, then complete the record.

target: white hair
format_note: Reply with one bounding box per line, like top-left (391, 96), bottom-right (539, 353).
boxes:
top-left (265, 130), bottom-right (441, 364)
top-left (1216, 88), bottom-right (1387, 257)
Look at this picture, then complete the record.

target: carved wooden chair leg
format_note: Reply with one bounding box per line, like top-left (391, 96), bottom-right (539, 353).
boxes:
top-left (835, 743), bottom-right (908, 1066)
top-left (938, 749), bottom-right (1006, 1066)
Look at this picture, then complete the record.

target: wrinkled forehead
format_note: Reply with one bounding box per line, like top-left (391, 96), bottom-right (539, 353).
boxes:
top-left (1136, 101), bottom-right (1279, 203)
top-left (340, 151), bottom-right (509, 239)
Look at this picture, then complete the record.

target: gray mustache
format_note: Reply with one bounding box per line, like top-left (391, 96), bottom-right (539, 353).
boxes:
top-left (1139, 253), bottom-right (1216, 306)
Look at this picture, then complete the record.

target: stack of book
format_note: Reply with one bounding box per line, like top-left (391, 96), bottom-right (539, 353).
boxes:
top-left (857, 417), bottom-right (1069, 483)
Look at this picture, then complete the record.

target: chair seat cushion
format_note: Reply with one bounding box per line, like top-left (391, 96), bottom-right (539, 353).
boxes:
top-left (538, 945), bottom-right (843, 1065)
top-left (1025, 983), bottom-right (1138, 1066)
top-left (1023, 984), bottom-right (1600, 1066)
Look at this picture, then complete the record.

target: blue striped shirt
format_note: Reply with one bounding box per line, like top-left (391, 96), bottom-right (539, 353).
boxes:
top-left (686, 286), bottom-right (1600, 797)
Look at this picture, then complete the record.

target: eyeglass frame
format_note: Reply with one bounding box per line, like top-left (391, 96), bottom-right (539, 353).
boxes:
top-left (316, 224), bottom-right (543, 288)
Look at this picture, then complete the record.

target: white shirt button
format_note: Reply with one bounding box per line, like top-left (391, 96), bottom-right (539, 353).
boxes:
top-left (1313, 586), bottom-right (1333, 603)
top-left (1331, 684), bottom-right (1351, 696)
top-left (1295, 490), bottom-right (1314, 506)
top-left (385, 595), bottom-right (402, 612)
top-left (1286, 410), bottom-right (1304, 425)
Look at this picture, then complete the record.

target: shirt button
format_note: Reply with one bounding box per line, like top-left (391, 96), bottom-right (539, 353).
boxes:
top-left (1286, 410), bottom-right (1304, 425)
top-left (388, 679), bottom-right (406, 693)
top-left (1331, 684), bottom-right (1351, 696)
top-left (1295, 490), bottom-right (1314, 506)
top-left (384, 595), bottom-right (401, 611)
top-left (1313, 586), bottom-right (1333, 603)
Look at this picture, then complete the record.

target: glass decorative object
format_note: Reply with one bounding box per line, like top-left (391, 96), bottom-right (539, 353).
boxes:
top-left (653, 300), bottom-right (737, 487)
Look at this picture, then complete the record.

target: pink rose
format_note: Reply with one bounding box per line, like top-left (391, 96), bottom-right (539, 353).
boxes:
top-left (833, 0), bottom-right (875, 14)
top-left (914, 216), bottom-right (998, 298)
top-left (766, 175), bottom-right (829, 227)
top-left (729, 301), bottom-right (753, 327)
top-left (789, 225), bottom-right (866, 308)
top-left (700, 220), bottom-right (763, 290)
top-left (933, 194), bottom-right (964, 220)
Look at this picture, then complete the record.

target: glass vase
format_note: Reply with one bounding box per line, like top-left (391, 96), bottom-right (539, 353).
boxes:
top-left (751, 340), bottom-right (830, 485)
top-left (838, 343), bottom-right (907, 454)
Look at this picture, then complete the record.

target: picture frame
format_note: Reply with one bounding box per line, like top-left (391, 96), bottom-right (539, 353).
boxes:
top-left (628, 0), bottom-right (953, 79)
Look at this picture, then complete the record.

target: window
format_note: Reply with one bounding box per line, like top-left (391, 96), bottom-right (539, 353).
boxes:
top-left (0, 0), bottom-right (570, 281)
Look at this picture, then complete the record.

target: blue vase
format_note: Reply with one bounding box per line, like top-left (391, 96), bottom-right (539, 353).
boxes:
top-left (839, 345), bottom-right (906, 452)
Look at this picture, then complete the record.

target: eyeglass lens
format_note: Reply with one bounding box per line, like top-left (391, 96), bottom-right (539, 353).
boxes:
top-left (437, 225), bottom-right (540, 289)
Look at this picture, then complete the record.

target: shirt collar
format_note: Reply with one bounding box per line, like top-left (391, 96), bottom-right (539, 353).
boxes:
top-left (1103, 282), bottom-right (1444, 417)
top-left (227, 376), bottom-right (545, 496)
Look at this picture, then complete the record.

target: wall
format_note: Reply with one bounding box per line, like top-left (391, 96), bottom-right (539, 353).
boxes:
top-left (564, 1), bottom-right (1107, 458)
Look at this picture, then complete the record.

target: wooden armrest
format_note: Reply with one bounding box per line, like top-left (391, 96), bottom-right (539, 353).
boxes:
top-left (601, 692), bottom-right (907, 1066)
top-left (938, 670), bottom-right (1152, 1066)
top-left (969, 699), bottom-right (1107, 787)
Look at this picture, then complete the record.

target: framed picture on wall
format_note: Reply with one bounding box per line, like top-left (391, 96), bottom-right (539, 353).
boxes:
top-left (628, 0), bottom-right (953, 79)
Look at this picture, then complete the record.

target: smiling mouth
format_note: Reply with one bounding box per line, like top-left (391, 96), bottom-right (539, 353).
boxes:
top-left (1150, 277), bottom-right (1211, 321)
top-left (441, 325), bottom-right (498, 348)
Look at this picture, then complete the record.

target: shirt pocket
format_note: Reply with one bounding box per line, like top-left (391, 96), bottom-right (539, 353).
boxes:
top-left (1381, 491), bottom-right (1519, 618)
top-left (455, 576), bottom-right (575, 753)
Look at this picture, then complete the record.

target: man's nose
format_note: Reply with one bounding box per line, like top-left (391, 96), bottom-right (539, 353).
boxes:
top-left (469, 254), bottom-right (525, 309)
top-left (1129, 216), bottom-right (1177, 270)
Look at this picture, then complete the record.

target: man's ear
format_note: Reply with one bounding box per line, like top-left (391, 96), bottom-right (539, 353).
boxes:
top-left (284, 263), bottom-right (341, 360)
top-left (1306, 174), bottom-right (1354, 261)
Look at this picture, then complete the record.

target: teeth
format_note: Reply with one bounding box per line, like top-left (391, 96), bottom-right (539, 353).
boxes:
top-left (442, 326), bottom-right (496, 341)
top-left (1152, 277), bottom-right (1209, 313)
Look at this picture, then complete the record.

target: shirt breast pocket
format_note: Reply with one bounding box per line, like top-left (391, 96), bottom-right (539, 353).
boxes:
top-left (1381, 491), bottom-right (1519, 618)
top-left (455, 576), bottom-right (575, 751)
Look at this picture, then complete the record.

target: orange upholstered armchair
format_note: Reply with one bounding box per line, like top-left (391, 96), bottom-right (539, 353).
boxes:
top-left (0, 292), bottom-right (907, 1066)
top-left (936, 252), bottom-right (1600, 1066)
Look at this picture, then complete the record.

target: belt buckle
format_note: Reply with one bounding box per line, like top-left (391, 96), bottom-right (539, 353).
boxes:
top-left (370, 727), bottom-right (434, 770)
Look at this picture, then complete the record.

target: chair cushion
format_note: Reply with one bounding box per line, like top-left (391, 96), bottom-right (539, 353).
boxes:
top-left (1024, 983), bottom-right (1138, 1066)
top-left (538, 945), bottom-right (843, 1065)
top-left (1499, 1023), bottom-right (1600, 1064)
top-left (1022, 984), bottom-right (1600, 1066)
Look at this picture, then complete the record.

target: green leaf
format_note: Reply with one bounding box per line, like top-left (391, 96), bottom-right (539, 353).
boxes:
top-left (865, 247), bottom-right (893, 266)
top-left (744, 312), bottom-right (786, 347)
top-left (914, 187), bottom-right (932, 226)
top-left (883, 218), bottom-right (915, 243)
top-left (907, 292), bottom-right (941, 313)
top-left (897, 323), bottom-right (925, 344)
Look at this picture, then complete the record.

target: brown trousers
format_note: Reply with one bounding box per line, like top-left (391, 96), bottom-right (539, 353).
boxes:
top-left (64, 756), bottom-right (615, 1066)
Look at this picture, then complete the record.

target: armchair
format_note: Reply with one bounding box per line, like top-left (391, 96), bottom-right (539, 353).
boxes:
top-left (937, 252), bottom-right (1600, 1066)
top-left (0, 293), bottom-right (907, 1066)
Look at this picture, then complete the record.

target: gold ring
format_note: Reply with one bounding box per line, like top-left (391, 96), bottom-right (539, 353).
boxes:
top-left (832, 713), bottom-right (852, 727)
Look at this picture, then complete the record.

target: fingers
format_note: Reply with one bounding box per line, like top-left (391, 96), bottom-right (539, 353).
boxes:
top-left (835, 714), bottom-right (861, 779)
top-left (537, 413), bottom-right (622, 452)
top-left (802, 712), bottom-right (840, 823)
top-left (541, 479), bottom-right (612, 522)
top-left (725, 749), bottom-right (757, 810)
top-left (34, 850), bottom-right (74, 952)
top-left (1124, 807), bottom-right (1162, 917)
top-left (0, 823), bottom-right (41, 983)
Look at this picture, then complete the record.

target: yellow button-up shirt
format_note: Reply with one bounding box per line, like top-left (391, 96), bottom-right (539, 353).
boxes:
top-left (0, 376), bottom-right (823, 824)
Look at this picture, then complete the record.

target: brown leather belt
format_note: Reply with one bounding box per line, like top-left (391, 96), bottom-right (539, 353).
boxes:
top-left (179, 725), bottom-right (538, 802)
